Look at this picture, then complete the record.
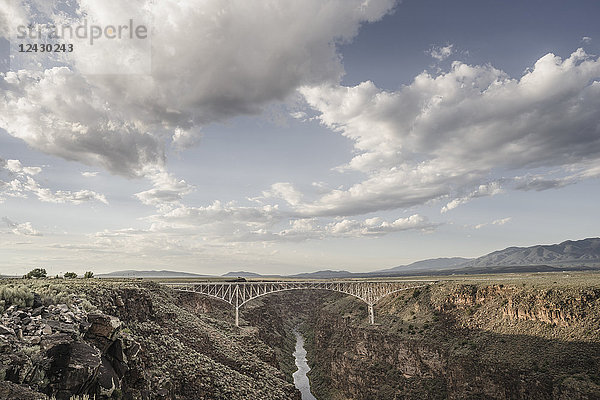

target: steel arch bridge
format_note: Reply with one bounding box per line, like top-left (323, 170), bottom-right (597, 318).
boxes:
top-left (164, 280), bottom-right (433, 326)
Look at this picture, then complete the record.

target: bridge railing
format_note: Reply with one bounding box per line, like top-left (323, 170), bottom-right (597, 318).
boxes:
top-left (163, 280), bottom-right (434, 326)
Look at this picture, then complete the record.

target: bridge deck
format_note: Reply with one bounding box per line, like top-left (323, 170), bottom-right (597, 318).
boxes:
top-left (163, 280), bottom-right (434, 326)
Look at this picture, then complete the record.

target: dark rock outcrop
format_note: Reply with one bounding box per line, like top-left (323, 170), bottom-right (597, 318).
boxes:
top-left (0, 297), bottom-right (131, 400)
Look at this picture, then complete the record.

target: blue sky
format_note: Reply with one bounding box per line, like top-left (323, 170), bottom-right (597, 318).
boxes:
top-left (1, 0), bottom-right (599, 275)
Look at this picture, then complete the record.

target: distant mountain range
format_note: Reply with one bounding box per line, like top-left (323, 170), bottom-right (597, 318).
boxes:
top-left (288, 270), bottom-right (357, 279)
top-left (221, 271), bottom-right (264, 278)
top-left (458, 238), bottom-right (600, 269)
top-left (95, 238), bottom-right (600, 279)
top-left (375, 257), bottom-right (472, 274)
top-left (97, 270), bottom-right (207, 278)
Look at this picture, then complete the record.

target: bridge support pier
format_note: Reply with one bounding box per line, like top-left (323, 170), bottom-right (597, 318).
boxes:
top-left (165, 281), bottom-right (432, 328)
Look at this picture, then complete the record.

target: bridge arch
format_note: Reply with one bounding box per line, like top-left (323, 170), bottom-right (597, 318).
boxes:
top-left (165, 280), bottom-right (432, 326)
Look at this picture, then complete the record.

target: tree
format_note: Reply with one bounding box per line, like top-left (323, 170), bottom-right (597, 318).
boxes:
top-left (64, 272), bottom-right (77, 279)
top-left (24, 268), bottom-right (47, 279)
top-left (83, 271), bottom-right (94, 279)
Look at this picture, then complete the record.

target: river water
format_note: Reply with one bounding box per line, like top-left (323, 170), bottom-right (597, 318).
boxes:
top-left (292, 329), bottom-right (317, 400)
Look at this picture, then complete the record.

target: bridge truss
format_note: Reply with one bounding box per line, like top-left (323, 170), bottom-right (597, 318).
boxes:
top-left (165, 280), bottom-right (432, 326)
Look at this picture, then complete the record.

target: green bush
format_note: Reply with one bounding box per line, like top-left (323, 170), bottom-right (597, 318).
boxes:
top-left (83, 271), bottom-right (94, 279)
top-left (64, 272), bottom-right (78, 279)
top-left (24, 268), bottom-right (47, 279)
top-left (0, 285), bottom-right (34, 311)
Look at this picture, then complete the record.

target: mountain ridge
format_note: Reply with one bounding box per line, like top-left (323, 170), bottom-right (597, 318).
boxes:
top-left (94, 238), bottom-right (600, 279)
top-left (459, 237), bottom-right (600, 269)
top-left (98, 270), bottom-right (207, 278)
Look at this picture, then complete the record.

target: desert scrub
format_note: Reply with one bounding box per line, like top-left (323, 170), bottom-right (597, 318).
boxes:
top-left (0, 280), bottom-right (96, 311)
top-left (31, 282), bottom-right (75, 305)
top-left (0, 284), bottom-right (34, 311)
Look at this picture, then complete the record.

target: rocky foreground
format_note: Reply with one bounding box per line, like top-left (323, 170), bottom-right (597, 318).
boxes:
top-left (0, 280), bottom-right (299, 400)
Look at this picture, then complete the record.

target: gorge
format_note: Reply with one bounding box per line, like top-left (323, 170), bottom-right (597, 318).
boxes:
top-left (0, 273), bottom-right (599, 399)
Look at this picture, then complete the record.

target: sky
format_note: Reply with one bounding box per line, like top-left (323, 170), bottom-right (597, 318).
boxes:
top-left (0, 0), bottom-right (599, 276)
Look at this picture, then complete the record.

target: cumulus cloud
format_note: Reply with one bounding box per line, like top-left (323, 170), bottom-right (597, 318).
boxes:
top-left (130, 198), bottom-right (434, 244)
top-left (0, 0), bottom-right (27, 37)
top-left (156, 201), bottom-right (280, 230)
top-left (0, 0), bottom-right (396, 180)
top-left (323, 214), bottom-right (435, 237)
top-left (4, 159), bottom-right (41, 176)
top-left (0, 158), bottom-right (108, 204)
top-left (0, 68), bottom-right (166, 178)
top-left (259, 182), bottom-right (304, 206)
top-left (299, 49), bottom-right (600, 216)
top-left (582, 36), bottom-right (592, 44)
top-left (2, 217), bottom-right (42, 236)
top-left (135, 170), bottom-right (194, 210)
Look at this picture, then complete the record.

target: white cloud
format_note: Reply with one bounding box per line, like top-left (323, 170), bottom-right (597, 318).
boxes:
top-left (441, 182), bottom-right (504, 213)
top-left (155, 201), bottom-right (281, 230)
top-left (2, 217), bottom-right (42, 236)
top-left (135, 170), bottom-right (194, 209)
top-left (260, 182), bottom-right (304, 206)
top-left (492, 217), bottom-right (511, 226)
top-left (582, 36), bottom-right (592, 44)
top-left (299, 49), bottom-right (600, 216)
top-left (474, 217), bottom-right (512, 230)
top-left (272, 214), bottom-right (435, 241)
top-left (81, 172), bottom-right (99, 178)
top-left (324, 214), bottom-right (435, 237)
top-left (428, 44), bottom-right (454, 61)
top-left (0, 0), bottom-right (396, 180)
top-left (0, 0), bottom-right (27, 37)
top-left (5, 159), bottom-right (41, 176)
top-left (23, 176), bottom-right (109, 204)
top-left (118, 200), bottom-right (435, 245)
top-left (0, 158), bottom-right (108, 205)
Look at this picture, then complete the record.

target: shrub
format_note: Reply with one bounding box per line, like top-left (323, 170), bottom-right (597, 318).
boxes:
top-left (64, 272), bottom-right (78, 279)
top-left (83, 271), bottom-right (94, 279)
top-left (0, 285), bottom-right (34, 311)
top-left (24, 268), bottom-right (47, 279)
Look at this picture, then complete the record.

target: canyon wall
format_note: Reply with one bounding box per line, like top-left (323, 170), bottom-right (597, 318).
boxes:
top-left (305, 276), bottom-right (600, 399)
top-left (2, 274), bottom-right (599, 399)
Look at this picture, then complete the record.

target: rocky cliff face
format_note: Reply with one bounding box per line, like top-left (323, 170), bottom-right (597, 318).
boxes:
top-left (2, 275), bottom-right (599, 400)
top-left (0, 280), bottom-right (300, 400)
top-left (0, 295), bottom-right (130, 399)
top-left (305, 275), bottom-right (600, 399)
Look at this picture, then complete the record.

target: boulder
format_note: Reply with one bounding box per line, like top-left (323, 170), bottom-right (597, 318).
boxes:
top-left (45, 341), bottom-right (101, 399)
top-left (46, 321), bottom-right (78, 335)
top-left (85, 313), bottom-right (122, 351)
top-left (41, 324), bottom-right (52, 336)
top-left (32, 293), bottom-right (42, 309)
top-left (30, 307), bottom-right (44, 318)
top-left (40, 333), bottom-right (72, 352)
top-left (0, 325), bottom-right (14, 336)
top-left (96, 357), bottom-right (119, 397)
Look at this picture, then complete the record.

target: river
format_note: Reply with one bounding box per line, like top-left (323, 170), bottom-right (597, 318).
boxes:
top-left (292, 329), bottom-right (317, 400)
